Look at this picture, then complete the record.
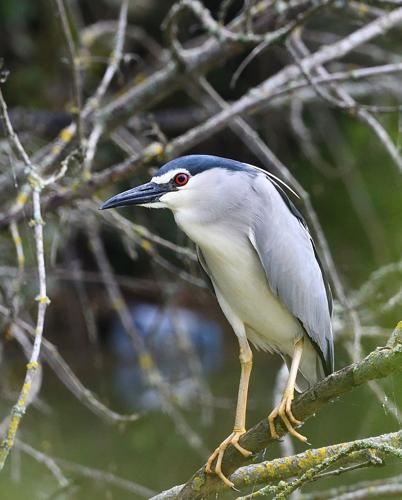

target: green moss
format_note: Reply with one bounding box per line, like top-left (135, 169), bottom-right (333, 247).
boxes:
top-left (192, 475), bottom-right (205, 492)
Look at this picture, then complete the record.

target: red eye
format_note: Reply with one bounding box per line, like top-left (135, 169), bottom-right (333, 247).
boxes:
top-left (174, 172), bottom-right (190, 186)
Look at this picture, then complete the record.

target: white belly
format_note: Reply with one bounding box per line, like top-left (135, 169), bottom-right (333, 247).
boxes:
top-left (177, 216), bottom-right (302, 354)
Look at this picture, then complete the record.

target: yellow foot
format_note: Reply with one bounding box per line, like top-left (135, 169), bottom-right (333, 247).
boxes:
top-left (205, 429), bottom-right (252, 488)
top-left (268, 389), bottom-right (307, 443)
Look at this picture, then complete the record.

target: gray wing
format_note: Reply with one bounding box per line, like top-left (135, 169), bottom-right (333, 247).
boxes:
top-left (249, 174), bottom-right (334, 375)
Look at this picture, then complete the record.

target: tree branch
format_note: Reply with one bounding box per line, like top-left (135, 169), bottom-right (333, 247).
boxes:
top-left (168, 322), bottom-right (402, 499)
top-left (2, 4), bottom-right (402, 229)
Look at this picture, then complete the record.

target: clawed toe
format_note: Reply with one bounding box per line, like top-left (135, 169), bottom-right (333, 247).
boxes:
top-left (205, 430), bottom-right (252, 488)
top-left (285, 398), bottom-right (302, 425)
top-left (233, 440), bottom-right (252, 457)
top-left (268, 393), bottom-right (307, 443)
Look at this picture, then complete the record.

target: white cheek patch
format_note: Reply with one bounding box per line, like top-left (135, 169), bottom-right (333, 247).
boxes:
top-left (151, 168), bottom-right (190, 185)
top-left (139, 201), bottom-right (167, 209)
top-left (159, 191), bottom-right (181, 205)
top-left (158, 191), bottom-right (191, 211)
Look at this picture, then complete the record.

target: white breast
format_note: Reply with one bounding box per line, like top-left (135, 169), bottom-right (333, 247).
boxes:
top-left (176, 214), bottom-right (302, 355)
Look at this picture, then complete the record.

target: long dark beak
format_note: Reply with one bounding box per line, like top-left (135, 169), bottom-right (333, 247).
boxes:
top-left (100, 182), bottom-right (168, 210)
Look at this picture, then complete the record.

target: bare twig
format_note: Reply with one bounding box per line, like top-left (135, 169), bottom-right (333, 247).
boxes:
top-left (54, 0), bottom-right (84, 148)
top-left (16, 440), bottom-right (69, 488)
top-left (87, 0), bottom-right (128, 111)
top-left (16, 440), bottom-right (154, 498)
top-left (0, 303), bottom-right (139, 425)
top-left (0, 86), bottom-right (51, 470)
top-left (87, 220), bottom-right (209, 456)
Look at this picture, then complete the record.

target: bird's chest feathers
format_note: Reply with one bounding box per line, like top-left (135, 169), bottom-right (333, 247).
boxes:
top-left (200, 228), bottom-right (256, 296)
top-left (176, 214), bottom-right (256, 291)
top-left (176, 214), bottom-right (301, 348)
top-left (176, 214), bottom-right (249, 270)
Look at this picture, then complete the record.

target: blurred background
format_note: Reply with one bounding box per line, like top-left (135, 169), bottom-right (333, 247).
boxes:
top-left (0, 1), bottom-right (402, 498)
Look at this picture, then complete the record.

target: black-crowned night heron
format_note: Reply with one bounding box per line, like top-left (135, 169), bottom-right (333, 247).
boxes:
top-left (101, 155), bottom-right (334, 487)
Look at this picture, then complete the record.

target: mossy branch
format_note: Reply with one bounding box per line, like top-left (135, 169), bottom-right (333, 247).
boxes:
top-left (153, 323), bottom-right (402, 499)
top-left (229, 428), bottom-right (400, 498)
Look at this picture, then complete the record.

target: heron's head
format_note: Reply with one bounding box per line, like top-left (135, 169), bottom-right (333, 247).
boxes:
top-left (100, 155), bottom-right (256, 215)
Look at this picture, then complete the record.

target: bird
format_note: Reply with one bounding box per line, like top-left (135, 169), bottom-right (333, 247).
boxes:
top-left (100, 154), bottom-right (334, 487)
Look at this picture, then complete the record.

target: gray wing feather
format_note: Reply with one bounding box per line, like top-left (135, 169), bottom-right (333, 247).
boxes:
top-left (249, 175), bottom-right (334, 375)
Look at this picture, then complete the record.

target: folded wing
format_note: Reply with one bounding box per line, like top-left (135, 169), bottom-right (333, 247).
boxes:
top-left (249, 174), bottom-right (334, 376)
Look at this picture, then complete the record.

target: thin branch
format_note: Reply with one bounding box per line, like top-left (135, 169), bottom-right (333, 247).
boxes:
top-left (87, 221), bottom-right (209, 456)
top-left (0, 187), bottom-right (49, 470)
top-left (93, 198), bottom-right (197, 260)
top-left (0, 326), bottom-right (44, 437)
top-left (16, 440), bottom-right (69, 488)
top-left (299, 474), bottom-right (402, 500)
top-left (0, 86), bottom-right (51, 470)
top-left (4, 60), bottom-right (402, 228)
top-left (96, 0), bottom-right (322, 123)
top-left (0, 303), bottom-right (139, 425)
top-left (15, 440), bottom-right (155, 498)
top-left (88, 0), bottom-right (128, 110)
top-left (288, 29), bottom-right (402, 177)
top-left (163, 0), bottom-right (324, 61)
top-left (54, 0), bottom-right (84, 148)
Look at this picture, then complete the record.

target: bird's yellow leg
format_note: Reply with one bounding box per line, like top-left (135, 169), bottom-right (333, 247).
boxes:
top-left (206, 340), bottom-right (253, 488)
top-left (268, 337), bottom-right (307, 443)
